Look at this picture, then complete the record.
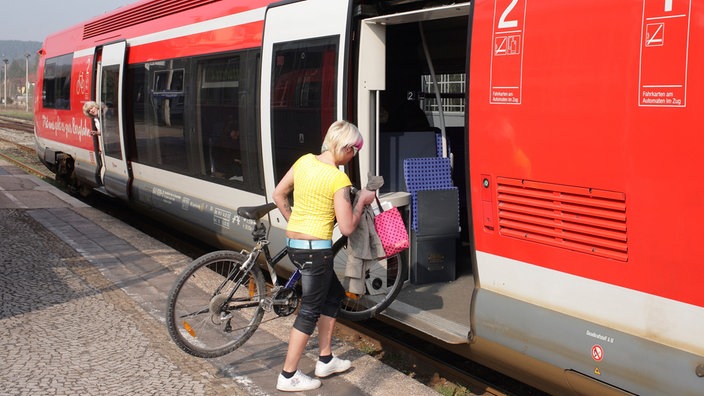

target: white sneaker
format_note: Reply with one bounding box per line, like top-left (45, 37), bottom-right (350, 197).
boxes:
top-left (315, 356), bottom-right (352, 378)
top-left (276, 370), bottom-right (322, 392)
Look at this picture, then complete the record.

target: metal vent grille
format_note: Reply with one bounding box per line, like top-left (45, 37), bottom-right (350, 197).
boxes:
top-left (83, 0), bottom-right (219, 40)
top-left (497, 177), bottom-right (627, 261)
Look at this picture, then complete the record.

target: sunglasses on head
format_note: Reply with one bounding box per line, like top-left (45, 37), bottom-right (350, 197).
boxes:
top-left (349, 142), bottom-right (362, 156)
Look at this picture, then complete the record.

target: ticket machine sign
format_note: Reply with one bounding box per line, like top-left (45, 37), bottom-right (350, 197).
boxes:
top-left (639, 0), bottom-right (691, 107)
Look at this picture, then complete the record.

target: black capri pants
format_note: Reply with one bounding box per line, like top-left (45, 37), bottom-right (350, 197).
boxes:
top-left (287, 247), bottom-right (345, 335)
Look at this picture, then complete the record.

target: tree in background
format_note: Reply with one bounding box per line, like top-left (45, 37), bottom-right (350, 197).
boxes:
top-left (1, 40), bottom-right (41, 108)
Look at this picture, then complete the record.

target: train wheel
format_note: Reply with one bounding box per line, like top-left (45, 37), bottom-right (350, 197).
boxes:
top-left (165, 250), bottom-right (266, 358)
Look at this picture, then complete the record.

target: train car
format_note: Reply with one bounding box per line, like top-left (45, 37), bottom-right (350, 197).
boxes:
top-left (33, 0), bottom-right (704, 394)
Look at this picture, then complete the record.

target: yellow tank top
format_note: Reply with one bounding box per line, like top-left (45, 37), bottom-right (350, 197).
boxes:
top-left (287, 154), bottom-right (352, 240)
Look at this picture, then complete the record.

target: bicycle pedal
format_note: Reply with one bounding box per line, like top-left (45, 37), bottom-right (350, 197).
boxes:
top-left (260, 297), bottom-right (274, 312)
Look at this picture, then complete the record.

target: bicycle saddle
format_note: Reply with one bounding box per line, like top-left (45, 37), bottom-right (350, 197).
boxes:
top-left (237, 202), bottom-right (278, 220)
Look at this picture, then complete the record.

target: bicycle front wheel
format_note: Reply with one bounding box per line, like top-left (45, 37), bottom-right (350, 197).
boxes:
top-left (166, 250), bottom-right (266, 358)
top-left (333, 239), bottom-right (408, 321)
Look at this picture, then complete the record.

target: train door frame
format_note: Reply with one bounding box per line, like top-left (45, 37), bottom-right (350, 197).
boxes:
top-left (356, 3), bottom-right (472, 178)
top-left (260, 0), bottom-right (353, 230)
top-left (95, 41), bottom-right (132, 200)
top-left (354, 4), bottom-right (475, 344)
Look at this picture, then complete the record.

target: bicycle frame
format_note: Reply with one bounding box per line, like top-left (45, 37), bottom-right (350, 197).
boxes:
top-left (241, 221), bottom-right (305, 316)
top-left (261, 242), bottom-right (299, 289)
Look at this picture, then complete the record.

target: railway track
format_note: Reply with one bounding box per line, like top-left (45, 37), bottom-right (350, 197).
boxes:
top-left (338, 319), bottom-right (535, 396)
top-left (0, 115), bottom-right (34, 134)
top-left (0, 120), bottom-right (545, 396)
top-left (0, 120), bottom-right (51, 179)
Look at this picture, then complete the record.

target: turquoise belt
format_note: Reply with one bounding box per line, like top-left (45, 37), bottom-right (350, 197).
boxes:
top-left (286, 238), bottom-right (332, 250)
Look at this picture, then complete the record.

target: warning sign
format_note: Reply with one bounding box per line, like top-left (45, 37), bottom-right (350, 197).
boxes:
top-left (490, 0), bottom-right (527, 105)
top-left (591, 344), bottom-right (604, 362)
top-left (639, 0), bottom-right (691, 107)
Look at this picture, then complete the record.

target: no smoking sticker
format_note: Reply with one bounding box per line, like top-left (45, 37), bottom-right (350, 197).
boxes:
top-left (645, 23), bottom-right (664, 47)
top-left (592, 344), bottom-right (604, 362)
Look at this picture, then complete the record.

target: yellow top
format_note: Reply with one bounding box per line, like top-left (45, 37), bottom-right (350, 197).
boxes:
top-left (287, 154), bottom-right (352, 240)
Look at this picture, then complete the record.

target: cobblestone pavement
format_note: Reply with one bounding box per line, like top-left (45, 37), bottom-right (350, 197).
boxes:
top-left (0, 162), bottom-right (438, 396)
top-left (0, 209), bottom-right (242, 395)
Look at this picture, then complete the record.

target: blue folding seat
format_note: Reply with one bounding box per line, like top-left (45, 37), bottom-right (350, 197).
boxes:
top-left (402, 157), bottom-right (455, 231)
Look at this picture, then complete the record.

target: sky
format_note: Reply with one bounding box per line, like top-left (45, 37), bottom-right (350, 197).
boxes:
top-left (1, 0), bottom-right (139, 42)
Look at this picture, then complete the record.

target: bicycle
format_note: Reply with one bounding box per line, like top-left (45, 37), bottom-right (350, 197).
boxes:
top-left (165, 201), bottom-right (408, 358)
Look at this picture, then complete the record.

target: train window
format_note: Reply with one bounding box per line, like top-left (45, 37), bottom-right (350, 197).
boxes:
top-left (270, 36), bottom-right (338, 182)
top-left (101, 65), bottom-right (122, 159)
top-left (42, 54), bottom-right (72, 110)
top-left (198, 57), bottom-right (243, 182)
top-left (131, 59), bottom-right (188, 172)
top-left (420, 74), bottom-right (466, 114)
top-left (154, 69), bottom-right (184, 93)
top-left (195, 50), bottom-right (262, 192)
top-left (127, 50), bottom-right (263, 194)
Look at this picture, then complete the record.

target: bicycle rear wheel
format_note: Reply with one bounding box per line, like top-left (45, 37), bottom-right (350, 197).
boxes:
top-left (333, 239), bottom-right (407, 321)
top-left (166, 250), bottom-right (266, 358)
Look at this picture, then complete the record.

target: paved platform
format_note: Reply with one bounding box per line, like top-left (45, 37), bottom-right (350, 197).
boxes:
top-left (0, 160), bottom-right (438, 395)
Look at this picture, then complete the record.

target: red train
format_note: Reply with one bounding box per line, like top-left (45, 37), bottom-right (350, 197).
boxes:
top-left (33, 0), bottom-right (704, 394)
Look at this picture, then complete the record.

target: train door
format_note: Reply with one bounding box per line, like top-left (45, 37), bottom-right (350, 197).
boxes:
top-left (260, 0), bottom-right (351, 228)
top-left (96, 41), bottom-right (131, 200)
top-left (355, 4), bottom-right (473, 343)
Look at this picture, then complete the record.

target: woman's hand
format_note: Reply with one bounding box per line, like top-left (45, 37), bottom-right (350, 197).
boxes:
top-left (357, 188), bottom-right (376, 206)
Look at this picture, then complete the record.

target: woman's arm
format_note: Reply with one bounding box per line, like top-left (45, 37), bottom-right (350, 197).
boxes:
top-left (334, 187), bottom-right (375, 236)
top-left (273, 167), bottom-right (294, 221)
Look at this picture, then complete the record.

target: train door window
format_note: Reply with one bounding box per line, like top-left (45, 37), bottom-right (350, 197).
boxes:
top-left (100, 65), bottom-right (122, 159)
top-left (42, 54), bottom-right (72, 110)
top-left (270, 36), bottom-right (338, 181)
top-left (131, 59), bottom-right (188, 172)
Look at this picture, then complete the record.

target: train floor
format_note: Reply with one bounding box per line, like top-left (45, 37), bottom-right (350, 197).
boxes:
top-left (388, 255), bottom-right (473, 344)
top-left (0, 160), bottom-right (439, 395)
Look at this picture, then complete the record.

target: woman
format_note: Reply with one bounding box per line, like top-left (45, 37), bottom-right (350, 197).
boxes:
top-left (272, 120), bottom-right (376, 392)
top-left (82, 101), bottom-right (104, 135)
top-left (82, 101), bottom-right (104, 183)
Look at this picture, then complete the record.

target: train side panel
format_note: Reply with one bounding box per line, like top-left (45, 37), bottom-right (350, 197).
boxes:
top-left (469, 0), bottom-right (704, 394)
top-left (34, 0), bottom-right (269, 185)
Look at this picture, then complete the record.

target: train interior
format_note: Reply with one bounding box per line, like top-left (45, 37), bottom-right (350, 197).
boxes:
top-left (360, 4), bottom-right (473, 343)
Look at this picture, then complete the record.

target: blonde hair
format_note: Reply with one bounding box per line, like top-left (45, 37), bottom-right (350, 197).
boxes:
top-left (82, 101), bottom-right (106, 117)
top-left (82, 101), bottom-right (98, 117)
top-left (321, 120), bottom-right (363, 162)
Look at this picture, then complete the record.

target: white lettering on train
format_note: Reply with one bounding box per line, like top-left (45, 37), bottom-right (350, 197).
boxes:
top-left (41, 115), bottom-right (92, 140)
top-left (586, 329), bottom-right (615, 343)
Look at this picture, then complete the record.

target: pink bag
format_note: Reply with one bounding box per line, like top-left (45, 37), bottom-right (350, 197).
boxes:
top-left (374, 196), bottom-right (409, 258)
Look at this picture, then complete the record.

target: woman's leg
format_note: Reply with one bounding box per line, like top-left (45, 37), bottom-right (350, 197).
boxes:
top-left (316, 315), bottom-right (336, 357)
top-left (283, 248), bottom-right (334, 370)
top-left (282, 327), bottom-right (310, 372)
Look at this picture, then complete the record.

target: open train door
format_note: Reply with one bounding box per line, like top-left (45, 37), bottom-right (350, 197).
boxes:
top-left (260, 0), bottom-right (352, 228)
top-left (96, 41), bottom-right (131, 200)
